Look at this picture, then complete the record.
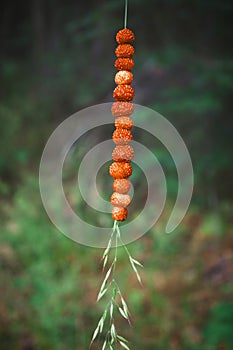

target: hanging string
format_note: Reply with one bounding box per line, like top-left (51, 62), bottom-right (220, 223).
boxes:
top-left (124, 0), bottom-right (128, 28)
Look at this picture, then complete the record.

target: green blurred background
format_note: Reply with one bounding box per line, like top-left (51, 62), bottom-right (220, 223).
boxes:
top-left (0, 0), bottom-right (233, 349)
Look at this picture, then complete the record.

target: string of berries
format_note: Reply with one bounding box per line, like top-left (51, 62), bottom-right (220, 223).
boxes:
top-left (110, 28), bottom-right (135, 222)
top-left (91, 26), bottom-right (143, 350)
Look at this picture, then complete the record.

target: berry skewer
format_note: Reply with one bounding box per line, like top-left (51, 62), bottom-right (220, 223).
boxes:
top-left (110, 28), bottom-right (135, 222)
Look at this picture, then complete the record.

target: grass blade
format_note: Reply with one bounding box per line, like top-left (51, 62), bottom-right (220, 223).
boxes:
top-left (102, 340), bottom-right (107, 350)
top-left (90, 324), bottom-right (100, 344)
top-left (119, 307), bottom-right (129, 320)
top-left (119, 340), bottom-right (131, 349)
top-left (131, 258), bottom-right (143, 268)
top-left (129, 257), bottom-right (142, 285)
top-left (117, 335), bottom-right (128, 343)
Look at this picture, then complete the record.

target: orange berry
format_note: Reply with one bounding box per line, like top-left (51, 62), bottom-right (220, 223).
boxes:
top-left (115, 44), bottom-right (135, 58)
top-left (115, 70), bottom-right (133, 85)
top-left (109, 162), bottom-right (132, 179)
top-left (111, 102), bottom-right (134, 117)
top-left (116, 28), bottom-right (135, 44)
top-left (115, 58), bottom-right (134, 71)
top-left (111, 192), bottom-right (131, 207)
top-left (112, 207), bottom-right (128, 221)
top-left (112, 128), bottom-right (132, 145)
top-left (112, 179), bottom-right (131, 194)
top-left (113, 85), bottom-right (134, 101)
top-left (112, 145), bottom-right (134, 162)
top-left (115, 116), bottom-right (133, 130)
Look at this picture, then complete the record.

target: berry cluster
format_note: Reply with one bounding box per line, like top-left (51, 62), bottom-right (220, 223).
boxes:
top-left (109, 28), bottom-right (135, 221)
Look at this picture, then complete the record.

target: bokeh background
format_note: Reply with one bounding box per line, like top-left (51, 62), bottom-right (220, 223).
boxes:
top-left (0, 0), bottom-right (233, 349)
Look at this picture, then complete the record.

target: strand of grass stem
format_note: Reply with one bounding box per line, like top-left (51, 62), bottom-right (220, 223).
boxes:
top-left (124, 0), bottom-right (128, 28)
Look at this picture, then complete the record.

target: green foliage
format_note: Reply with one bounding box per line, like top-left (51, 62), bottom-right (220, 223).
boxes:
top-left (202, 303), bottom-right (233, 349)
top-left (0, 180), bottom-right (81, 348)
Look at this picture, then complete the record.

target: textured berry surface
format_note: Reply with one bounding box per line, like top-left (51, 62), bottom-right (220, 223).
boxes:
top-left (115, 70), bottom-right (133, 85)
top-left (111, 102), bottom-right (134, 117)
top-left (115, 44), bottom-right (135, 58)
top-left (109, 162), bottom-right (132, 179)
top-left (112, 207), bottom-right (128, 221)
top-left (112, 128), bottom-right (132, 145)
top-left (116, 28), bottom-right (135, 44)
top-left (110, 192), bottom-right (131, 207)
top-left (115, 58), bottom-right (134, 71)
top-left (115, 116), bottom-right (133, 130)
top-left (113, 85), bottom-right (134, 101)
top-left (112, 145), bottom-right (134, 162)
top-left (112, 179), bottom-right (131, 194)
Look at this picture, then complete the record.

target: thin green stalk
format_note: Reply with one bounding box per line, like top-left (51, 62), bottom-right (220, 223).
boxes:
top-left (124, 0), bottom-right (128, 28)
